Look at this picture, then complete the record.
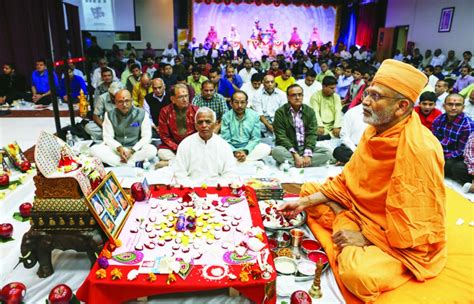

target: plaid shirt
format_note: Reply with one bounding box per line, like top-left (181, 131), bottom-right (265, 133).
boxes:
top-left (432, 112), bottom-right (474, 159)
top-left (289, 106), bottom-right (312, 157)
top-left (464, 132), bottom-right (474, 174)
top-left (192, 93), bottom-right (228, 121)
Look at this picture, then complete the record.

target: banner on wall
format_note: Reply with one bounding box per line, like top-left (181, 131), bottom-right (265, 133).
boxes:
top-left (177, 29), bottom-right (189, 48)
top-left (82, 0), bottom-right (114, 31)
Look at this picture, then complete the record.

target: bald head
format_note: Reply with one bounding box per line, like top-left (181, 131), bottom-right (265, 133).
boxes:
top-left (263, 75), bottom-right (276, 93)
top-left (115, 89), bottom-right (133, 115)
top-left (140, 74), bottom-right (151, 88)
top-left (151, 78), bottom-right (165, 97)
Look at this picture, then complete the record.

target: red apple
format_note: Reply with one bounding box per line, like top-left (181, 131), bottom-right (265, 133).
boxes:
top-left (19, 203), bottom-right (32, 218)
top-left (290, 290), bottom-right (312, 304)
top-left (131, 182), bottom-right (145, 202)
top-left (1, 282), bottom-right (26, 304)
top-left (0, 173), bottom-right (9, 186)
top-left (0, 223), bottom-right (13, 239)
top-left (19, 160), bottom-right (31, 172)
top-left (48, 284), bottom-right (73, 304)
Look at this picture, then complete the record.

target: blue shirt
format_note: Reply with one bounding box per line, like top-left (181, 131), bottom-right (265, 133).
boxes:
top-left (217, 78), bottom-right (235, 99)
top-left (432, 112), bottom-right (474, 159)
top-left (31, 70), bottom-right (59, 94)
top-left (59, 75), bottom-right (87, 99)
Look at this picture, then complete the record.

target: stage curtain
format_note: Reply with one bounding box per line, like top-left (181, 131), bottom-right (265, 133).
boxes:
top-left (355, 1), bottom-right (386, 49)
top-left (0, 0), bottom-right (68, 86)
top-left (336, 3), bottom-right (356, 49)
top-left (194, 0), bottom-right (340, 6)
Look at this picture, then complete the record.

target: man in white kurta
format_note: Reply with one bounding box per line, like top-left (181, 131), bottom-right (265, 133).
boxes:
top-left (90, 89), bottom-right (157, 167)
top-left (172, 107), bottom-right (236, 183)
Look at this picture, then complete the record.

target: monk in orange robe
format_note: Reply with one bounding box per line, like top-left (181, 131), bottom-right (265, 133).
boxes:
top-left (279, 59), bottom-right (447, 303)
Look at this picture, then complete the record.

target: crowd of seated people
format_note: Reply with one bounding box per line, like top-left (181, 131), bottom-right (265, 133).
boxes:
top-left (2, 36), bottom-right (474, 189)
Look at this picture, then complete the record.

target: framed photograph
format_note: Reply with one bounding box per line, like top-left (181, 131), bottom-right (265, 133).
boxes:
top-left (86, 172), bottom-right (133, 240)
top-left (438, 7), bottom-right (455, 33)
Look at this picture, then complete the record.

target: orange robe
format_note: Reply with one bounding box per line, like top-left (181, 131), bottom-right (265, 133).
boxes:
top-left (304, 112), bottom-right (447, 302)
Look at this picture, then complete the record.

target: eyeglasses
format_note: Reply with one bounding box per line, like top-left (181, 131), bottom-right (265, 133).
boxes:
top-left (289, 93), bottom-right (303, 98)
top-left (444, 102), bottom-right (464, 108)
top-left (116, 99), bottom-right (132, 105)
top-left (176, 94), bottom-right (189, 100)
top-left (364, 90), bottom-right (403, 102)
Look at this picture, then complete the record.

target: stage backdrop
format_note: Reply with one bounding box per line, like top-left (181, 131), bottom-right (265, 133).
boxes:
top-left (192, 1), bottom-right (336, 58)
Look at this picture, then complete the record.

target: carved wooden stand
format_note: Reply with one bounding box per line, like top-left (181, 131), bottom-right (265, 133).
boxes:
top-left (20, 228), bottom-right (105, 278)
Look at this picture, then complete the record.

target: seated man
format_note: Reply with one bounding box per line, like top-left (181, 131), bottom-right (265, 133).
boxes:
top-left (91, 58), bottom-right (119, 89)
top-left (460, 132), bottom-right (474, 190)
top-left (342, 65), bottom-right (365, 109)
top-left (414, 91), bottom-right (442, 130)
top-left (157, 84), bottom-right (198, 166)
top-left (252, 74), bottom-right (287, 143)
top-left (279, 60), bottom-right (447, 302)
top-left (59, 67), bottom-right (87, 103)
top-left (224, 65), bottom-right (243, 91)
top-left (238, 58), bottom-right (258, 84)
top-left (221, 91), bottom-right (271, 163)
top-left (0, 63), bottom-right (27, 104)
top-left (187, 66), bottom-right (208, 96)
top-left (192, 80), bottom-right (228, 132)
top-left (208, 68), bottom-right (234, 101)
top-left (333, 104), bottom-right (367, 164)
top-left (272, 84), bottom-right (331, 167)
top-left (125, 63), bottom-right (142, 93)
top-left (453, 65), bottom-right (474, 93)
top-left (295, 70), bottom-right (321, 105)
top-left (310, 76), bottom-right (342, 140)
top-left (432, 93), bottom-right (474, 182)
top-left (173, 107), bottom-right (236, 181)
top-left (85, 82), bottom-right (121, 141)
top-left (336, 65), bottom-right (354, 98)
top-left (154, 63), bottom-right (177, 88)
top-left (240, 73), bottom-right (263, 108)
top-left (143, 78), bottom-right (171, 137)
top-left (434, 79), bottom-right (449, 109)
top-left (274, 68), bottom-right (296, 93)
top-left (93, 68), bottom-right (114, 103)
top-left (132, 73), bottom-right (152, 108)
top-left (315, 61), bottom-right (334, 83)
top-left (31, 58), bottom-right (59, 105)
top-left (90, 89), bottom-right (157, 166)
top-left (464, 90), bottom-right (474, 118)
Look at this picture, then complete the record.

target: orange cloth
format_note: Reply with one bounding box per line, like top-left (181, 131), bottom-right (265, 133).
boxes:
top-left (303, 112), bottom-right (447, 302)
top-left (306, 188), bottom-right (474, 304)
top-left (372, 59), bottom-right (428, 103)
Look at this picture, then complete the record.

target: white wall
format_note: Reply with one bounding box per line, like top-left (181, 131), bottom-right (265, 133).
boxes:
top-left (89, 0), bottom-right (174, 50)
top-left (385, 0), bottom-right (474, 56)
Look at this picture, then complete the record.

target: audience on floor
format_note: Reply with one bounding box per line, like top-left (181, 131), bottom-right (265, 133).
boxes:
top-left (2, 37), bottom-right (474, 190)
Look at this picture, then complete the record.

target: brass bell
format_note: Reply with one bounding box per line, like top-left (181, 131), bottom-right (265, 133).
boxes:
top-left (79, 217), bottom-right (85, 226)
top-left (38, 217), bottom-right (45, 226)
top-left (59, 217), bottom-right (66, 226)
top-left (49, 217), bottom-right (56, 226)
top-left (89, 218), bottom-right (96, 226)
top-left (69, 217), bottom-right (75, 226)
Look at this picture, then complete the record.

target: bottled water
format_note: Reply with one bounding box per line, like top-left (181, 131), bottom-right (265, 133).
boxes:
top-left (143, 158), bottom-right (151, 171)
top-left (66, 130), bottom-right (74, 147)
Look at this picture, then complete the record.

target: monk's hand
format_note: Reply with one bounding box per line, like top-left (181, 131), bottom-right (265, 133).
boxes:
top-left (277, 197), bottom-right (310, 219)
top-left (332, 128), bottom-right (341, 138)
top-left (326, 201), bottom-right (346, 215)
top-left (302, 156), bottom-right (312, 167)
top-left (332, 230), bottom-right (372, 248)
top-left (317, 127), bottom-right (325, 136)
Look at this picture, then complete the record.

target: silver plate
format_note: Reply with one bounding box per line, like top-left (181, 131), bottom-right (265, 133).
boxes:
top-left (263, 210), bottom-right (307, 232)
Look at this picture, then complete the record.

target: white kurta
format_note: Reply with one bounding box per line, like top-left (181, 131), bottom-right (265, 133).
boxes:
top-left (172, 133), bottom-right (236, 182)
top-left (296, 79), bottom-right (322, 105)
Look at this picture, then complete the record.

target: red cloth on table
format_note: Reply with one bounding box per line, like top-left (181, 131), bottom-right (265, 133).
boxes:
top-left (76, 186), bottom-right (276, 304)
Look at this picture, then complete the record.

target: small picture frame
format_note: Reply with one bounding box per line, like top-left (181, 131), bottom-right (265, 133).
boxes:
top-left (438, 7), bottom-right (455, 33)
top-left (86, 172), bottom-right (133, 240)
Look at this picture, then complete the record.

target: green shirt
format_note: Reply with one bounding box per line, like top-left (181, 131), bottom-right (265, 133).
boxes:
top-left (316, 70), bottom-right (334, 83)
top-left (309, 90), bottom-right (342, 133)
top-left (221, 108), bottom-right (261, 153)
top-left (187, 75), bottom-right (208, 95)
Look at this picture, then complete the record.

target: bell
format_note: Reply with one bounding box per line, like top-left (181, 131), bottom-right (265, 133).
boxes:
top-left (89, 218), bottom-right (96, 226)
top-left (79, 217), bottom-right (85, 226)
top-left (38, 217), bottom-right (45, 226)
top-left (49, 218), bottom-right (56, 226)
top-left (69, 217), bottom-right (75, 226)
top-left (59, 217), bottom-right (66, 226)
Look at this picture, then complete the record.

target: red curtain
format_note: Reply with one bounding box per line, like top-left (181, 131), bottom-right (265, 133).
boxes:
top-left (355, 2), bottom-right (386, 49)
top-left (194, 0), bottom-right (340, 6)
